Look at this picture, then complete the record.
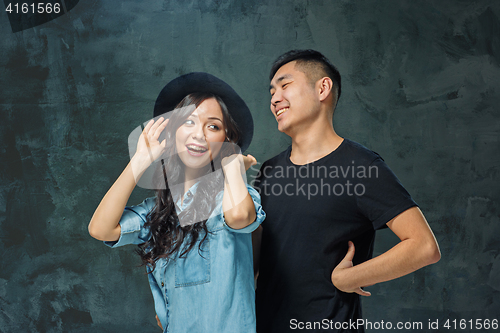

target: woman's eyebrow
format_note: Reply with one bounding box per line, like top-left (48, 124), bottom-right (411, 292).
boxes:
top-left (207, 117), bottom-right (222, 122)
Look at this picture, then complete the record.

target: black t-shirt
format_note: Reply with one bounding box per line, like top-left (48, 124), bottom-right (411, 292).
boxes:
top-left (254, 139), bottom-right (417, 333)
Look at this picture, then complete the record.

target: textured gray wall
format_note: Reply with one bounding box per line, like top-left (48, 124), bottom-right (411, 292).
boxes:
top-left (1, 0), bottom-right (499, 332)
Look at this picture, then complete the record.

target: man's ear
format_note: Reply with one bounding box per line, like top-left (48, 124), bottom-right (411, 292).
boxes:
top-left (317, 77), bottom-right (334, 103)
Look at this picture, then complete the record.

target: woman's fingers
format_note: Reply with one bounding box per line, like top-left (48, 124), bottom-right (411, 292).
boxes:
top-left (220, 153), bottom-right (258, 173)
top-left (141, 117), bottom-right (168, 145)
top-left (153, 118), bottom-right (169, 139)
top-left (137, 117), bottom-right (168, 161)
top-left (149, 117), bottom-right (164, 136)
top-left (155, 315), bottom-right (163, 330)
top-left (222, 154), bottom-right (258, 170)
top-left (143, 119), bottom-right (154, 134)
top-left (245, 154), bottom-right (257, 166)
top-left (243, 154), bottom-right (257, 171)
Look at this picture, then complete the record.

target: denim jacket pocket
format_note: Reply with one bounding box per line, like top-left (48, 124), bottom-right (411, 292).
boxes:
top-left (174, 237), bottom-right (210, 287)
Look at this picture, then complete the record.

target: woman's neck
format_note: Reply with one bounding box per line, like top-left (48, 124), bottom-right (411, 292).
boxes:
top-left (181, 166), bottom-right (205, 204)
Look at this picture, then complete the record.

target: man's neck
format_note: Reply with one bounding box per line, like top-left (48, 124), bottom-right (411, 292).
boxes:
top-left (288, 121), bottom-right (343, 165)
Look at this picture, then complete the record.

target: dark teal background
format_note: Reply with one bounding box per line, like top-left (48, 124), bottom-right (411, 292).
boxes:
top-left (1, 0), bottom-right (499, 332)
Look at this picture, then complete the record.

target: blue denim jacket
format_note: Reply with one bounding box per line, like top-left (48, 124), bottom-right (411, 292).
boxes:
top-left (105, 183), bottom-right (265, 333)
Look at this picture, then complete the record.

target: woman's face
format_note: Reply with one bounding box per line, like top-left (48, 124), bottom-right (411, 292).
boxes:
top-left (175, 97), bottom-right (226, 172)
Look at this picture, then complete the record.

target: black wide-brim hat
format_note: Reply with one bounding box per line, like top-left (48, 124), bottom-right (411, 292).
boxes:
top-left (154, 72), bottom-right (254, 152)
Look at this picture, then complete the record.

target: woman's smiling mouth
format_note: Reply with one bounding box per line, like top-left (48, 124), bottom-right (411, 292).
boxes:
top-left (186, 144), bottom-right (208, 156)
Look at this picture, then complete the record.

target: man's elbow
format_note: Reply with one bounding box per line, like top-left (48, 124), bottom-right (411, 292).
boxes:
top-left (422, 239), bottom-right (441, 266)
top-left (429, 244), bottom-right (441, 265)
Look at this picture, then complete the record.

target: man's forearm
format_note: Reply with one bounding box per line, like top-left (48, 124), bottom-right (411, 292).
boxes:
top-left (332, 236), bottom-right (440, 293)
top-left (331, 207), bottom-right (440, 295)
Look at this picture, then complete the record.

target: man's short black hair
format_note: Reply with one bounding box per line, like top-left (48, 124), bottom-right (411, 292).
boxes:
top-left (269, 49), bottom-right (341, 102)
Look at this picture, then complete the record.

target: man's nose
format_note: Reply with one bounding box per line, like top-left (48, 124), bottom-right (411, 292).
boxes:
top-left (271, 90), bottom-right (282, 108)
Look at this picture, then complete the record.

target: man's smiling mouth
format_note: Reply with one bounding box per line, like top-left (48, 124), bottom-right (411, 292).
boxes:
top-left (276, 107), bottom-right (289, 117)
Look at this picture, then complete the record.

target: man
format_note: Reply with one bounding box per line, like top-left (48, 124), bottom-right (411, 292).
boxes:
top-left (253, 50), bottom-right (440, 332)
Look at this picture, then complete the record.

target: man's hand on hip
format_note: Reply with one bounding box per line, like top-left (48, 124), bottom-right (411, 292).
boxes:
top-left (331, 241), bottom-right (371, 297)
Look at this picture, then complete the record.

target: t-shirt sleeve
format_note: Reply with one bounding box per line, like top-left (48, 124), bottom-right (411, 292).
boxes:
top-left (104, 197), bottom-right (155, 248)
top-left (222, 184), bottom-right (266, 233)
top-left (355, 157), bottom-right (418, 230)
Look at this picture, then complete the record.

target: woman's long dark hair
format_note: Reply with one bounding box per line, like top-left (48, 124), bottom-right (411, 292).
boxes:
top-left (137, 92), bottom-right (241, 271)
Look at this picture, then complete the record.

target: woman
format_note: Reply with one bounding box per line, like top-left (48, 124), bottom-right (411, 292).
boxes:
top-left (88, 73), bottom-right (265, 332)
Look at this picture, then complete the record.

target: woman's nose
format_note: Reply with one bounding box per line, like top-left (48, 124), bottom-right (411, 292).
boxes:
top-left (191, 124), bottom-right (206, 141)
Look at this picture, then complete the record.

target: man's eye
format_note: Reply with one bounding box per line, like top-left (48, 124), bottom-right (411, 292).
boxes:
top-left (282, 83), bottom-right (289, 88)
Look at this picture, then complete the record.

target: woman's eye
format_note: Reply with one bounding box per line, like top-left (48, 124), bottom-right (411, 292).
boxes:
top-left (208, 124), bottom-right (220, 131)
top-left (184, 119), bottom-right (195, 125)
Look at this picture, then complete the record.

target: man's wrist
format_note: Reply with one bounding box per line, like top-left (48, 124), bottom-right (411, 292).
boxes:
top-left (332, 268), bottom-right (353, 292)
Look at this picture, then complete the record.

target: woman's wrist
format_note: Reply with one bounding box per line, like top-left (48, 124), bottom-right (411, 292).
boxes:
top-left (222, 162), bottom-right (244, 179)
top-left (130, 153), bottom-right (153, 181)
top-left (222, 155), bottom-right (244, 175)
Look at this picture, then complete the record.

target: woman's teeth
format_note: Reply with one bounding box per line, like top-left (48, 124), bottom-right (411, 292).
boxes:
top-left (276, 107), bottom-right (288, 116)
top-left (187, 145), bottom-right (207, 153)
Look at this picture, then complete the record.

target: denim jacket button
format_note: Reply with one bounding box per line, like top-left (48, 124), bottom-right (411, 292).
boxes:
top-left (161, 282), bottom-right (164, 287)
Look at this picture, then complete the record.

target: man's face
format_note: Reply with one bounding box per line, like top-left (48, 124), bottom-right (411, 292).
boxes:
top-left (269, 61), bottom-right (319, 134)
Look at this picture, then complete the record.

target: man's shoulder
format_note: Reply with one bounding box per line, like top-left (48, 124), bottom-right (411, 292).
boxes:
top-left (340, 138), bottom-right (382, 164)
top-left (260, 146), bottom-right (291, 168)
top-left (259, 140), bottom-right (383, 166)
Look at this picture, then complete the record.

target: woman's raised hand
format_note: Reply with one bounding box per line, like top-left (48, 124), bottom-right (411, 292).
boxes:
top-left (221, 153), bottom-right (258, 229)
top-left (89, 118), bottom-right (169, 242)
top-left (135, 117), bottom-right (169, 164)
top-left (242, 154), bottom-right (257, 171)
top-left (222, 154), bottom-right (257, 173)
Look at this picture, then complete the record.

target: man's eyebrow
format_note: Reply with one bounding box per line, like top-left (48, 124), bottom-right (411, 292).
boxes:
top-left (269, 74), bottom-right (293, 90)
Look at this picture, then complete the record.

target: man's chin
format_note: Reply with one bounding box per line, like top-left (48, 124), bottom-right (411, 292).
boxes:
top-left (277, 122), bottom-right (286, 133)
